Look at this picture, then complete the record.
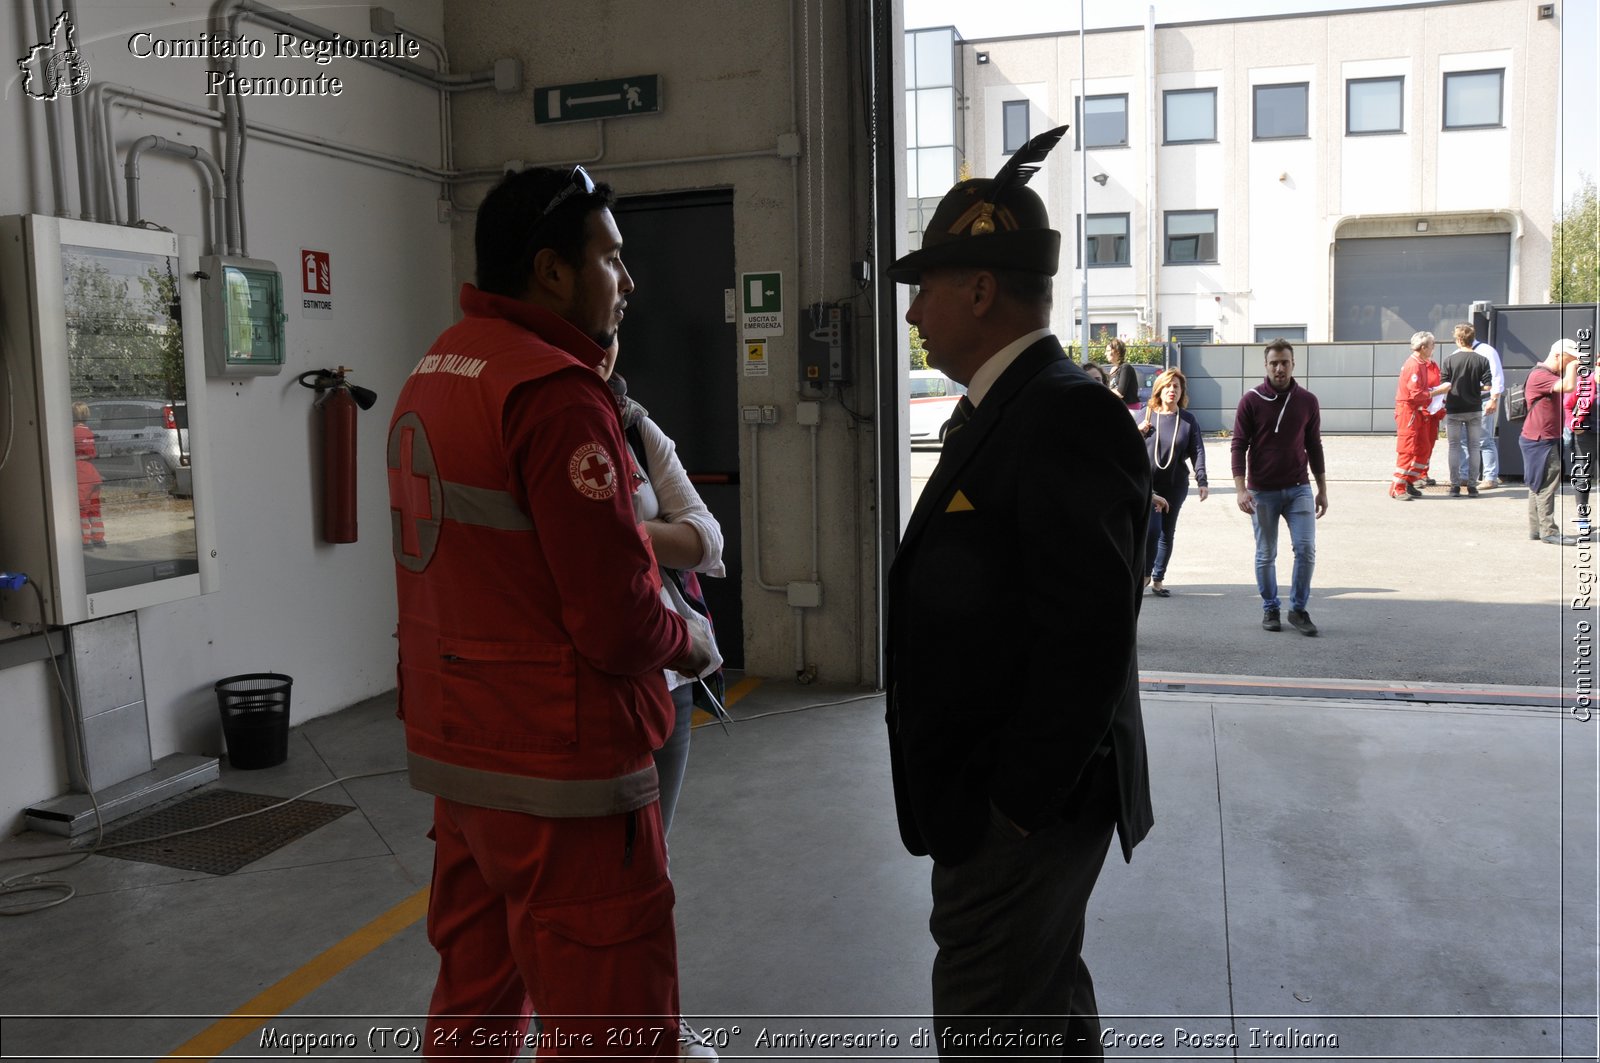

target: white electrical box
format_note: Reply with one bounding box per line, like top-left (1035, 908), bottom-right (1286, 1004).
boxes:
top-left (200, 254), bottom-right (286, 377)
top-left (0, 215), bottom-right (218, 625)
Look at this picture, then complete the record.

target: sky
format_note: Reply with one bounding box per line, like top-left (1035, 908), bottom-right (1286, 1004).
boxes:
top-left (904, 0), bottom-right (1598, 210)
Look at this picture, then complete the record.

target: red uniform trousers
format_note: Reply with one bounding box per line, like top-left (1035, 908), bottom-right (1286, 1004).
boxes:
top-left (424, 798), bottom-right (679, 1061)
top-left (1391, 407), bottom-right (1440, 495)
top-left (76, 460), bottom-right (104, 545)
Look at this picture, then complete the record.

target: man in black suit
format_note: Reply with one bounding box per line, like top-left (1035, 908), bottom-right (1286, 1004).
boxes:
top-left (884, 128), bottom-right (1155, 1060)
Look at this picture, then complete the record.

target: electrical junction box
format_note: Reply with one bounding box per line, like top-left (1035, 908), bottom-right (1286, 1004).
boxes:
top-left (798, 302), bottom-right (850, 387)
top-left (200, 255), bottom-right (285, 377)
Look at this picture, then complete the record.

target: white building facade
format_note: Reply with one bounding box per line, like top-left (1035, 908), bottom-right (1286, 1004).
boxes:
top-left (911, 0), bottom-right (1559, 346)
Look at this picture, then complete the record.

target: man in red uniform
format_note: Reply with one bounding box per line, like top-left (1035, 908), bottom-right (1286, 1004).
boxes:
top-left (1389, 331), bottom-right (1450, 500)
top-left (72, 401), bottom-right (105, 547)
top-left (387, 166), bottom-right (710, 1060)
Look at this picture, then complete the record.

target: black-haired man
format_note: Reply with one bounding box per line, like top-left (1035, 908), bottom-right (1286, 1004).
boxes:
top-left (885, 128), bottom-right (1154, 1060)
top-left (1231, 340), bottom-right (1327, 635)
top-left (387, 166), bottom-right (709, 1058)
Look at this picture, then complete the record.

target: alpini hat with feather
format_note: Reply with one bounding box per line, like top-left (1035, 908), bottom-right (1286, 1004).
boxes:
top-left (888, 125), bottom-right (1069, 284)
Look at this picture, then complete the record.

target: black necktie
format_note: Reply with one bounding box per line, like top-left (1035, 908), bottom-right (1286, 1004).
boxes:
top-left (943, 396), bottom-right (975, 439)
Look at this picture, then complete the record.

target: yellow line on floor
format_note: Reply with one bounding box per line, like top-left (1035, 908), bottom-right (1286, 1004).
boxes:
top-left (166, 679), bottom-right (765, 1058)
top-left (691, 674), bottom-right (763, 725)
top-left (159, 885), bottom-right (430, 1061)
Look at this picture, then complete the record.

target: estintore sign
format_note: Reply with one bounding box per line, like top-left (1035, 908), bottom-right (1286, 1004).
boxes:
top-left (301, 248), bottom-right (332, 319)
top-left (741, 271), bottom-right (783, 338)
top-left (534, 75), bottom-right (661, 124)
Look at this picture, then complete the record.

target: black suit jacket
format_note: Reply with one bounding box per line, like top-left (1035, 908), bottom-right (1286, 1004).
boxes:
top-left (886, 336), bottom-right (1155, 867)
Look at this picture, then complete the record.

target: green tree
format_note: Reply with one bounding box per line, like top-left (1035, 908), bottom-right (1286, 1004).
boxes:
top-left (1551, 175), bottom-right (1598, 303)
top-left (908, 324), bottom-right (928, 370)
top-left (63, 253), bottom-right (185, 400)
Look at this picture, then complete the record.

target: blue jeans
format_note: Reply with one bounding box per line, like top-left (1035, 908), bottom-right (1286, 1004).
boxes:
top-left (1480, 402), bottom-right (1500, 482)
top-left (1444, 411), bottom-right (1483, 486)
top-left (652, 682), bottom-right (696, 839)
top-left (1251, 483), bottom-right (1316, 613)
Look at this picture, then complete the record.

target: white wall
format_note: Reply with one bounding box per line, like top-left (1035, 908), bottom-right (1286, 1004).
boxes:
top-left (1339, 57), bottom-right (1413, 217)
top-left (957, 0), bottom-right (1557, 344)
top-left (1436, 49), bottom-right (1515, 211)
top-left (0, 0), bottom-right (455, 831)
top-left (441, 0), bottom-right (873, 684)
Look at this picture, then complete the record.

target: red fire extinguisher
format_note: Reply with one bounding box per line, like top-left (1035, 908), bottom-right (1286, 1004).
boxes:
top-left (298, 367), bottom-right (378, 544)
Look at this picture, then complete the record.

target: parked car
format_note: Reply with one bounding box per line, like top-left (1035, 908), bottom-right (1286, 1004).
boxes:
top-left (84, 398), bottom-right (190, 494)
top-left (1129, 362), bottom-right (1165, 413)
top-left (1096, 362), bottom-right (1166, 414)
top-left (907, 368), bottom-right (967, 446)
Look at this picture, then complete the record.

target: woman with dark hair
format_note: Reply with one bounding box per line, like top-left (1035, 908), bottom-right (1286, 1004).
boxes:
top-left (595, 338), bottom-right (725, 838)
top-left (1104, 337), bottom-right (1138, 405)
top-left (1138, 368), bottom-right (1208, 596)
top-left (1082, 361), bottom-right (1108, 386)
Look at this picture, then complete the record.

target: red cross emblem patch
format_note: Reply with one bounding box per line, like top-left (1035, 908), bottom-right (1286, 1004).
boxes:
top-left (569, 442), bottom-right (618, 500)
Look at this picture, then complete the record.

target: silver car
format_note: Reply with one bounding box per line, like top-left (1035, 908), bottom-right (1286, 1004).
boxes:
top-left (84, 398), bottom-right (190, 494)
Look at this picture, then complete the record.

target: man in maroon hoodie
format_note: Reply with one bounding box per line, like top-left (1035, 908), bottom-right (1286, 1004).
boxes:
top-left (1230, 339), bottom-right (1328, 636)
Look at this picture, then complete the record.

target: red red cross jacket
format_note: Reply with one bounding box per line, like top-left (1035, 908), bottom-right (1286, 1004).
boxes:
top-left (387, 285), bottom-right (690, 817)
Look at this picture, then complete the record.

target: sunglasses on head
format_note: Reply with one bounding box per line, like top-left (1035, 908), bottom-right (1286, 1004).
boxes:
top-left (536, 165), bottom-right (597, 223)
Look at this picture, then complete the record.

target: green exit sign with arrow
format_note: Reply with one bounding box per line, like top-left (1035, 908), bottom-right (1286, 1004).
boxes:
top-left (534, 75), bottom-right (661, 124)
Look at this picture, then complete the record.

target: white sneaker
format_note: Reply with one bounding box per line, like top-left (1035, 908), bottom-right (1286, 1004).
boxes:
top-left (680, 1019), bottom-right (718, 1060)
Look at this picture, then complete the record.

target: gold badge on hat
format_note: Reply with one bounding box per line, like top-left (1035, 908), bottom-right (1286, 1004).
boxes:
top-left (966, 125), bottom-right (1068, 235)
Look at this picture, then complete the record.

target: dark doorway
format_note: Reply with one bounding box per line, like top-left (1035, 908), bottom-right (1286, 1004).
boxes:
top-left (612, 189), bottom-right (743, 666)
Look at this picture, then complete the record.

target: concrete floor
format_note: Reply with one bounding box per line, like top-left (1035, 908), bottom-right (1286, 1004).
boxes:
top-left (0, 676), bottom-right (1595, 1062)
top-left (915, 434), bottom-right (1594, 688)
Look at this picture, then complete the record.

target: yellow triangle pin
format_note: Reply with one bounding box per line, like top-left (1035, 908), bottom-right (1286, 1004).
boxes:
top-left (945, 490), bottom-right (975, 513)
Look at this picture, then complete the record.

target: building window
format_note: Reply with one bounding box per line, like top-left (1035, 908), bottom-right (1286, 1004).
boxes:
top-left (1003, 99), bottom-right (1030, 154)
top-left (1253, 82), bottom-right (1309, 140)
top-left (1169, 327), bottom-right (1214, 346)
top-left (1444, 69), bottom-right (1504, 129)
top-left (1255, 326), bottom-right (1308, 342)
top-left (1347, 76), bottom-right (1403, 135)
top-left (1164, 88), bottom-right (1217, 144)
top-left (1077, 94), bottom-right (1129, 149)
top-left (1077, 214), bottom-right (1131, 267)
top-left (1164, 211), bottom-right (1217, 264)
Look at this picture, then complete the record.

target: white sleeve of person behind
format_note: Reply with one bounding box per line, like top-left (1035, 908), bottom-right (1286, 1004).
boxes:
top-left (660, 577), bottom-right (723, 684)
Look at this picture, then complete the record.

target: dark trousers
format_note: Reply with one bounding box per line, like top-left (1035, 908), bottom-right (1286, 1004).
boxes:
top-left (1572, 429), bottom-right (1595, 517)
top-left (1521, 436), bottom-right (1562, 538)
top-left (931, 753), bottom-right (1118, 1060)
top-left (1145, 481), bottom-right (1188, 581)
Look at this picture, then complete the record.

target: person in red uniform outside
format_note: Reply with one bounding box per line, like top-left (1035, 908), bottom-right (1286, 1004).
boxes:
top-left (387, 165), bottom-right (711, 1060)
top-left (1389, 331), bottom-right (1451, 500)
top-left (72, 401), bottom-right (105, 548)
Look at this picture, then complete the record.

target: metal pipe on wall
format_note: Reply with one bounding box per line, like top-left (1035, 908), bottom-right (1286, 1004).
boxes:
top-left (33, 0), bottom-right (70, 217)
top-left (63, 0), bottom-right (96, 220)
top-left (745, 423), bottom-right (787, 593)
top-left (92, 83), bottom-right (476, 229)
top-left (214, 0), bottom-right (512, 255)
top-left (124, 136), bottom-right (227, 257)
top-left (1079, 1), bottom-right (1090, 356)
top-left (1146, 6), bottom-right (1159, 337)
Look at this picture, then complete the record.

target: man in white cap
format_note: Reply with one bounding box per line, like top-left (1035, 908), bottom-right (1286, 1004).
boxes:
top-left (1519, 338), bottom-right (1583, 545)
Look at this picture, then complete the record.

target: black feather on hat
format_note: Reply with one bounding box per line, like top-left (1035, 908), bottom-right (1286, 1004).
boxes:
top-left (888, 125), bottom-right (1068, 284)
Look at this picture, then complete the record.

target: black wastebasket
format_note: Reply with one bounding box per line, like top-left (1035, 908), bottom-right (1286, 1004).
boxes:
top-left (215, 673), bottom-right (292, 770)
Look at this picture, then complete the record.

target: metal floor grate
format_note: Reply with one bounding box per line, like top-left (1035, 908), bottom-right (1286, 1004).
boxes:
top-left (94, 789), bottom-right (353, 875)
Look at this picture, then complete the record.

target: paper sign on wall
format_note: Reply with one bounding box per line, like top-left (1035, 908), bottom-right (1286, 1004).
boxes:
top-left (743, 339), bottom-right (769, 377)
